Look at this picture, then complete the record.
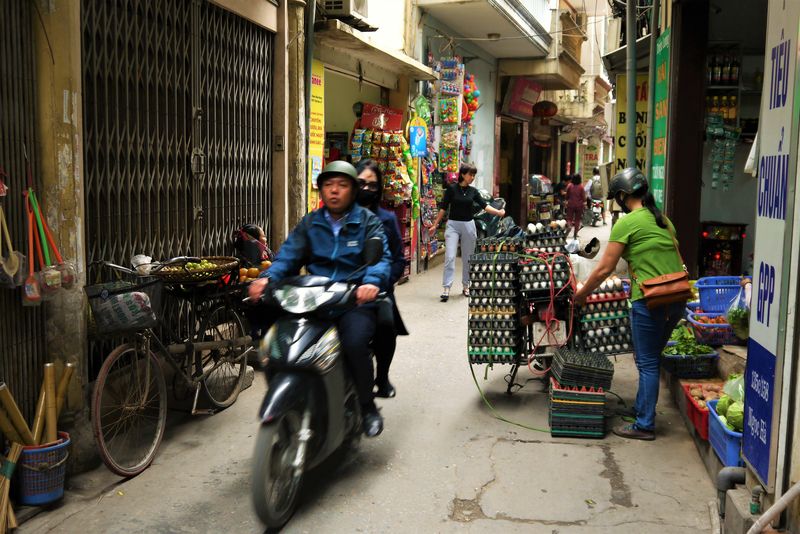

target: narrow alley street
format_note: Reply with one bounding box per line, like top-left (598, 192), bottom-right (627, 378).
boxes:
top-left (20, 225), bottom-right (716, 534)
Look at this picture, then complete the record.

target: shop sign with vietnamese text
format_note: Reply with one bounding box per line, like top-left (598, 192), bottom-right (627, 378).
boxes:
top-left (743, 0), bottom-right (800, 489)
top-left (651, 28), bottom-right (671, 209)
top-left (614, 74), bottom-right (649, 173)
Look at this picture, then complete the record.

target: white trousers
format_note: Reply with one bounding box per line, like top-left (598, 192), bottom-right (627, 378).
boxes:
top-left (443, 220), bottom-right (477, 288)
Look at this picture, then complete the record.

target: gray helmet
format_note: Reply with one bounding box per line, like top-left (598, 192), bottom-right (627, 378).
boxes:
top-left (607, 167), bottom-right (648, 200)
top-left (316, 160), bottom-right (358, 190)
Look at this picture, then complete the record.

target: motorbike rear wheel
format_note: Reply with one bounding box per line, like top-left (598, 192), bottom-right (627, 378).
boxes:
top-left (251, 409), bottom-right (305, 529)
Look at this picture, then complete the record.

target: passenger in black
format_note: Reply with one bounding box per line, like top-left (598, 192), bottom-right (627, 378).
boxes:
top-left (355, 159), bottom-right (409, 398)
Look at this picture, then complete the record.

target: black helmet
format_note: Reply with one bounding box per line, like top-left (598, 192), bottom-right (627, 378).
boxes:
top-left (607, 167), bottom-right (648, 200)
top-left (316, 160), bottom-right (358, 190)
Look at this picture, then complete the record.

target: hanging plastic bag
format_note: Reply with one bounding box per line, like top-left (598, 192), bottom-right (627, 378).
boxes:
top-left (723, 374), bottom-right (744, 403)
top-left (726, 280), bottom-right (751, 340)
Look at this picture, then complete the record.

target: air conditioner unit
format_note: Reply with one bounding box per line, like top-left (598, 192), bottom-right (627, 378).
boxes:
top-left (323, 0), bottom-right (376, 31)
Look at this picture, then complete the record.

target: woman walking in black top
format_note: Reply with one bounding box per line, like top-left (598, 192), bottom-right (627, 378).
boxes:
top-left (430, 164), bottom-right (506, 301)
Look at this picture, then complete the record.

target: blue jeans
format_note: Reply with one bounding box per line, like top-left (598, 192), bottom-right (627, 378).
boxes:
top-left (629, 300), bottom-right (684, 431)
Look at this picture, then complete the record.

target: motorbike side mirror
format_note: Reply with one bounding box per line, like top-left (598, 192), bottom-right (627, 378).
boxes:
top-left (363, 237), bottom-right (383, 266)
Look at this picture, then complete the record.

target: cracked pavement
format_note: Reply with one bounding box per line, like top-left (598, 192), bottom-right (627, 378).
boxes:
top-left (20, 224), bottom-right (715, 533)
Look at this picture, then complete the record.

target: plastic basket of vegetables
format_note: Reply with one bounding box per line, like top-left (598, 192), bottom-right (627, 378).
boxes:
top-left (687, 312), bottom-right (744, 346)
top-left (708, 398), bottom-right (744, 467)
top-left (682, 382), bottom-right (723, 440)
top-left (662, 326), bottom-right (718, 378)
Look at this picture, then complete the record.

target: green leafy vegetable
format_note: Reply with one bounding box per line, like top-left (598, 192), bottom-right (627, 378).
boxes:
top-left (728, 307), bottom-right (750, 339)
top-left (716, 394), bottom-right (731, 416)
top-left (727, 401), bottom-right (744, 432)
top-left (663, 326), bottom-right (714, 356)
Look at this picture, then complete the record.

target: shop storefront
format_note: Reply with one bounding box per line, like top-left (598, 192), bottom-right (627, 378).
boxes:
top-left (311, 20), bottom-right (438, 280)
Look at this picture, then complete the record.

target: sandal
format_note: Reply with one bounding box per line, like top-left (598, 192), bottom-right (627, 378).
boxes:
top-left (440, 288), bottom-right (450, 302)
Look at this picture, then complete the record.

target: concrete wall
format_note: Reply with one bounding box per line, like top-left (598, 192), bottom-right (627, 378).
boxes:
top-left (324, 70), bottom-right (382, 133)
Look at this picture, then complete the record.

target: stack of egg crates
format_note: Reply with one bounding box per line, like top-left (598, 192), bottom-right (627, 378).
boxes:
top-left (468, 251), bottom-right (520, 364)
top-left (574, 277), bottom-right (632, 356)
top-left (549, 348), bottom-right (614, 438)
top-left (518, 255), bottom-right (571, 298)
top-left (523, 225), bottom-right (567, 254)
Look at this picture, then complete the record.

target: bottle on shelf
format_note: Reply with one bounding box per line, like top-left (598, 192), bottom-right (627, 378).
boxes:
top-left (721, 55), bottom-right (731, 85)
top-left (711, 95), bottom-right (720, 114)
top-left (713, 53), bottom-right (723, 84)
top-left (730, 56), bottom-right (740, 86)
top-left (720, 96), bottom-right (729, 119)
top-left (728, 96), bottom-right (738, 121)
top-left (707, 55), bottom-right (715, 84)
top-left (706, 96), bottom-right (712, 115)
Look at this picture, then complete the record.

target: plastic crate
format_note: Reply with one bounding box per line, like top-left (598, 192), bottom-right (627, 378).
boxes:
top-left (695, 276), bottom-right (749, 313)
top-left (682, 384), bottom-right (710, 440)
top-left (687, 312), bottom-right (744, 346)
top-left (661, 352), bottom-right (718, 378)
top-left (685, 301), bottom-right (703, 318)
top-left (707, 399), bottom-right (744, 467)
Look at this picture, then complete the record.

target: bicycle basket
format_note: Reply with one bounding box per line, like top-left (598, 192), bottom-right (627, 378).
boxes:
top-left (85, 277), bottom-right (163, 335)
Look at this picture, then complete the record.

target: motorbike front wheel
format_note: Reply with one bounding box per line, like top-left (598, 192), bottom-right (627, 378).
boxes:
top-left (251, 410), bottom-right (305, 529)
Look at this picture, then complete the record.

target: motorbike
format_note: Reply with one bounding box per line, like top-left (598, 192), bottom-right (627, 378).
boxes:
top-left (473, 189), bottom-right (508, 240)
top-left (582, 198), bottom-right (604, 227)
top-left (249, 238), bottom-right (385, 530)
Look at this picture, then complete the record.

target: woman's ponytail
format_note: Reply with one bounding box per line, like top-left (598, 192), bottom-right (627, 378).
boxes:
top-left (642, 192), bottom-right (667, 229)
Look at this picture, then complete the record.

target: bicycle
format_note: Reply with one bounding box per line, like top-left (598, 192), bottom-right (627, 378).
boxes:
top-left (85, 258), bottom-right (252, 477)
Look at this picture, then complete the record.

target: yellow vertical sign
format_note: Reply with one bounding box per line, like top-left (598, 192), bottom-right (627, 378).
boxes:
top-left (308, 60), bottom-right (325, 212)
top-left (615, 73), bottom-right (649, 173)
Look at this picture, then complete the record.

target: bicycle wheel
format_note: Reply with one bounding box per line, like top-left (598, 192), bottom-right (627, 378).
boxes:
top-left (199, 306), bottom-right (247, 409)
top-left (92, 342), bottom-right (167, 477)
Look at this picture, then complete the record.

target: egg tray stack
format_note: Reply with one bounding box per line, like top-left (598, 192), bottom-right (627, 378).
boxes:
top-left (550, 348), bottom-right (614, 390)
top-left (574, 282), bottom-right (632, 356)
top-left (548, 376), bottom-right (607, 438)
top-left (467, 253), bottom-right (521, 364)
top-left (518, 255), bottom-right (572, 299)
top-left (523, 228), bottom-right (568, 255)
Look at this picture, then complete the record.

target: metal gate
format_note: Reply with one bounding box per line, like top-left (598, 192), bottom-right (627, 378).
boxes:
top-left (81, 0), bottom-right (273, 376)
top-left (0, 0), bottom-right (48, 422)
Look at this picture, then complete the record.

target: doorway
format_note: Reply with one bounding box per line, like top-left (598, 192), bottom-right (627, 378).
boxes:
top-left (498, 118), bottom-right (527, 224)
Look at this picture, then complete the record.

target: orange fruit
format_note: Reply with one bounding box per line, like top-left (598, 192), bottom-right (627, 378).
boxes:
top-left (260, 260), bottom-right (272, 269)
top-left (239, 268), bottom-right (248, 277)
top-left (239, 275), bottom-right (248, 283)
top-left (247, 267), bottom-right (260, 278)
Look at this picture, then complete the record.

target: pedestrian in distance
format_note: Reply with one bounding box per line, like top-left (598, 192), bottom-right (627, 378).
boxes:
top-left (574, 168), bottom-right (686, 441)
top-left (355, 159), bottom-right (409, 399)
top-left (565, 173), bottom-right (587, 239)
top-left (430, 163), bottom-right (506, 302)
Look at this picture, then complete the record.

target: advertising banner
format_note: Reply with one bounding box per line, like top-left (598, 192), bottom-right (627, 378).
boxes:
top-left (501, 77), bottom-right (543, 121)
top-left (651, 28), bottom-right (671, 209)
top-left (580, 143), bottom-right (599, 182)
top-left (308, 59), bottom-right (325, 212)
top-left (614, 74), bottom-right (649, 173)
top-left (743, 0), bottom-right (800, 489)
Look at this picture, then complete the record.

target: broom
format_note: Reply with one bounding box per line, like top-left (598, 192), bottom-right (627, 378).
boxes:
top-left (0, 385), bottom-right (33, 446)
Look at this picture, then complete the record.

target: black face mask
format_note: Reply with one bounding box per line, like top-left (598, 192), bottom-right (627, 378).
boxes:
top-left (357, 188), bottom-right (380, 208)
top-left (616, 193), bottom-right (631, 214)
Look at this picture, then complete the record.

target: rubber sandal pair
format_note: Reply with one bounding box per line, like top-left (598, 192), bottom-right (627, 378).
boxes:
top-left (440, 288), bottom-right (450, 302)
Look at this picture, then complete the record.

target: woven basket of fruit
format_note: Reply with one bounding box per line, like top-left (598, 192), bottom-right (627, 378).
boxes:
top-left (151, 256), bottom-right (240, 283)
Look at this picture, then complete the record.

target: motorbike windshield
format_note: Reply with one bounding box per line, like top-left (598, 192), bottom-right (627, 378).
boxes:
top-left (273, 284), bottom-right (343, 314)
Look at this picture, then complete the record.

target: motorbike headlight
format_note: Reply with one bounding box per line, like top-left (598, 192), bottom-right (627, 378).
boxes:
top-left (273, 286), bottom-right (334, 314)
top-left (297, 327), bottom-right (340, 373)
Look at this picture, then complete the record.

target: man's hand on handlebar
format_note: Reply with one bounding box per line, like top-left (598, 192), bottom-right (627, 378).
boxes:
top-left (355, 284), bottom-right (379, 305)
top-left (248, 277), bottom-right (269, 301)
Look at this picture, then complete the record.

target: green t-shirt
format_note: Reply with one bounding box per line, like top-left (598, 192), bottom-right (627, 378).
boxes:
top-left (609, 208), bottom-right (684, 302)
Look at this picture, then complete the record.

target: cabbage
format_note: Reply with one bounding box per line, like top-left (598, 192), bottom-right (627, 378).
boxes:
top-left (718, 415), bottom-right (728, 427)
top-left (727, 402), bottom-right (745, 432)
top-left (716, 395), bottom-right (732, 416)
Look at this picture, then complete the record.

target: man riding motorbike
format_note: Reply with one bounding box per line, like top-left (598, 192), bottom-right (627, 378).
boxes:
top-left (248, 160), bottom-right (392, 437)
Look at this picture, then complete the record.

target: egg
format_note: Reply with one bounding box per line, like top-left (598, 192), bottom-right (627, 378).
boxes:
top-left (587, 330), bottom-right (595, 338)
top-left (622, 343), bottom-right (630, 350)
top-left (602, 327), bottom-right (611, 336)
top-left (619, 326), bottom-right (627, 334)
top-left (614, 278), bottom-right (623, 290)
top-left (590, 347), bottom-right (598, 353)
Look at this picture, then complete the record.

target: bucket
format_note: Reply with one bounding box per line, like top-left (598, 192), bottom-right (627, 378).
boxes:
top-left (14, 432), bottom-right (71, 505)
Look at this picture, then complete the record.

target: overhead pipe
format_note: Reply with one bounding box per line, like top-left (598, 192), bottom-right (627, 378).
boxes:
top-left (747, 480), bottom-right (800, 534)
top-left (625, 0), bottom-right (637, 169)
top-left (716, 467), bottom-right (746, 519)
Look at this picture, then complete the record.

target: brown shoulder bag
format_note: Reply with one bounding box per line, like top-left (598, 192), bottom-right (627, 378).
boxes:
top-left (633, 224), bottom-right (693, 310)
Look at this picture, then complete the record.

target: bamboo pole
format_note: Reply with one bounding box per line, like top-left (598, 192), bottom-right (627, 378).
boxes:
top-left (0, 442), bottom-right (22, 534)
top-left (7, 505), bottom-right (16, 530)
top-left (0, 410), bottom-right (21, 445)
top-left (0, 385), bottom-right (33, 445)
top-left (31, 384), bottom-right (46, 445)
top-left (43, 364), bottom-right (57, 444)
top-left (55, 362), bottom-right (76, 416)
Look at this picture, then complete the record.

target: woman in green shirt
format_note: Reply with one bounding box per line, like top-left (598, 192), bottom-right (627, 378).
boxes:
top-left (574, 168), bottom-right (685, 441)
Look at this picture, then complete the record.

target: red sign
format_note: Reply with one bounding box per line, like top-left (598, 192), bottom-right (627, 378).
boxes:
top-left (360, 103), bottom-right (404, 131)
top-left (501, 77), bottom-right (543, 121)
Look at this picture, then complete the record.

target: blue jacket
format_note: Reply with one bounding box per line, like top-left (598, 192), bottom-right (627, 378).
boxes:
top-left (263, 204), bottom-right (392, 290)
top-left (376, 207), bottom-right (406, 287)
